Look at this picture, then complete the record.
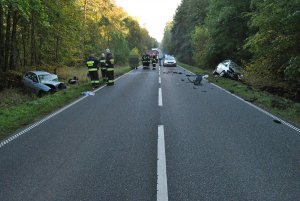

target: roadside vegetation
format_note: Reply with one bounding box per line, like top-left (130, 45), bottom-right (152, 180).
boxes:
top-left (162, 0), bottom-right (300, 103)
top-left (0, 0), bottom-right (157, 89)
top-left (0, 0), bottom-right (154, 140)
top-left (0, 66), bottom-right (131, 140)
top-left (179, 62), bottom-right (300, 127)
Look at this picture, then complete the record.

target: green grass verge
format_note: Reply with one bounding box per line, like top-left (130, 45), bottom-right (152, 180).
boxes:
top-left (0, 66), bottom-right (132, 140)
top-left (178, 62), bottom-right (209, 75)
top-left (178, 62), bottom-right (300, 127)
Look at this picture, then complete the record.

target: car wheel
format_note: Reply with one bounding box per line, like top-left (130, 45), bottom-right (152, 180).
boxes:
top-left (58, 83), bottom-right (66, 90)
top-left (232, 74), bottom-right (238, 80)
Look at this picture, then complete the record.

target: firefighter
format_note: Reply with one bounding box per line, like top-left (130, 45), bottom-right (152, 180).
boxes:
top-left (99, 53), bottom-right (107, 83)
top-left (86, 54), bottom-right (100, 88)
top-left (105, 48), bottom-right (115, 86)
top-left (152, 55), bottom-right (157, 69)
top-left (142, 53), bottom-right (150, 68)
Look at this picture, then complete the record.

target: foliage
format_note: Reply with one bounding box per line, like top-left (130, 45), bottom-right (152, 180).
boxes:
top-left (207, 0), bottom-right (251, 65)
top-left (0, 0), bottom-right (156, 74)
top-left (161, 21), bottom-right (173, 55)
top-left (167, 0), bottom-right (250, 67)
top-left (0, 65), bottom-right (132, 139)
top-left (123, 16), bottom-right (151, 55)
top-left (244, 0), bottom-right (300, 89)
top-left (162, 0), bottom-right (300, 101)
top-left (171, 0), bottom-right (208, 64)
top-left (191, 25), bottom-right (209, 68)
top-left (284, 57), bottom-right (300, 85)
top-left (0, 70), bottom-right (23, 89)
top-left (129, 48), bottom-right (140, 56)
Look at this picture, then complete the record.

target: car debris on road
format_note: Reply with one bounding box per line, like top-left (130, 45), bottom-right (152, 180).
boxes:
top-left (81, 91), bottom-right (95, 96)
top-left (186, 74), bottom-right (209, 86)
top-left (68, 76), bottom-right (79, 85)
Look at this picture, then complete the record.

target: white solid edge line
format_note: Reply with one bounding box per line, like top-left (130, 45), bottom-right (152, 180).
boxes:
top-left (178, 65), bottom-right (300, 134)
top-left (0, 69), bottom-right (135, 149)
top-left (157, 125), bottom-right (168, 201)
top-left (211, 83), bottom-right (300, 133)
top-left (159, 88), bottom-right (163, 106)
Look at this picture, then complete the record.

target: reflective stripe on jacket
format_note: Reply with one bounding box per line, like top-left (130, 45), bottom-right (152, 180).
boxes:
top-left (88, 68), bottom-right (98, 72)
top-left (86, 56), bottom-right (99, 70)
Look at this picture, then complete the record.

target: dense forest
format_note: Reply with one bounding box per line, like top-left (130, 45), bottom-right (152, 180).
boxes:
top-left (0, 0), bottom-right (157, 73)
top-left (162, 0), bottom-right (300, 101)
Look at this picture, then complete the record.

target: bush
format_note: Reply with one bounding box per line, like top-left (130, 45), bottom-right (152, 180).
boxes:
top-left (0, 71), bottom-right (23, 90)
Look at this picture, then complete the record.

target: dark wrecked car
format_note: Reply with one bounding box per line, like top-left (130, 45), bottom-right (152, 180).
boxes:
top-left (213, 60), bottom-right (243, 80)
top-left (22, 71), bottom-right (66, 97)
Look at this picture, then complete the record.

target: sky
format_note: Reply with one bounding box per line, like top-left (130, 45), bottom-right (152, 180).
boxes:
top-left (115, 0), bottom-right (182, 42)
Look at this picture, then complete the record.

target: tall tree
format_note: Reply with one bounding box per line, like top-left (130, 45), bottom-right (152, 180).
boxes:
top-left (0, 0), bottom-right (156, 73)
top-left (0, 1), bottom-right (4, 71)
top-left (191, 25), bottom-right (209, 67)
top-left (203, 0), bottom-right (251, 67)
top-left (162, 21), bottom-right (173, 55)
top-left (4, 4), bottom-right (12, 71)
top-left (171, 0), bottom-right (208, 64)
top-left (244, 0), bottom-right (300, 92)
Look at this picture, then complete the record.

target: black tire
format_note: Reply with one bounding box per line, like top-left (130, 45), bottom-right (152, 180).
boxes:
top-left (58, 83), bottom-right (67, 90)
top-left (232, 74), bottom-right (238, 80)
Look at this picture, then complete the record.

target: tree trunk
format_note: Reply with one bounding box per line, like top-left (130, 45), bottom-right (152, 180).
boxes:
top-left (0, 4), bottom-right (4, 72)
top-left (37, 35), bottom-right (43, 65)
top-left (21, 25), bottom-right (27, 67)
top-left (4, 5), bottom-right (12, 72)
top-left (83, 0), bottom-right (87, 56)
top-left (30, 11), bottom-right (36, 66)
top-left (10, 10), bottom-right (19, 70)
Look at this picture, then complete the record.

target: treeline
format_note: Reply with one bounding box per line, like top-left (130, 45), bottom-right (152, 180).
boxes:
top-left (0, 0), bottom-right (157, 73)
top-left (162, 0), bottom-right (300, 100)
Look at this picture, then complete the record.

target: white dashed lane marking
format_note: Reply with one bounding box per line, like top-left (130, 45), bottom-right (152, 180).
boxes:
top-left (157, 125), bottom-right (168, 201)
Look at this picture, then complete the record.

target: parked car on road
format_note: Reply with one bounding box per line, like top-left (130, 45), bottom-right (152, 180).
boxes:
top-left (213, 60), bottom-right (243, 80)
top-left (163, 56), bottom-right (177, 67)
top-left (22, 71), bottom-right (66, 97)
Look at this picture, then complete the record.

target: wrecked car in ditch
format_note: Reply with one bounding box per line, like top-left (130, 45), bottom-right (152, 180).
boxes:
top-left (22, 71), bottom-right (66, 97)
top-left (213, 60), bottom-right (243, 80)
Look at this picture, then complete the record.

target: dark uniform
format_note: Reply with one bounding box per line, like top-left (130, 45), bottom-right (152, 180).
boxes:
top-left (105, 50), bottom-right (115, 86)
top-left (86, 56), bottom-right (100, 88)
top-left (100, 54), bottom-right (107, 82)
top-left (152, 55), bottom-right (157, 68)
top-left (142, 54), bottom-right (150, 68)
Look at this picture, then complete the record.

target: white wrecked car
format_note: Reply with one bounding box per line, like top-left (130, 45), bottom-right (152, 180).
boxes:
top-left (213, 60), bottom-right (243, 80)
top-left (22, 71), bottom-right (66, 97)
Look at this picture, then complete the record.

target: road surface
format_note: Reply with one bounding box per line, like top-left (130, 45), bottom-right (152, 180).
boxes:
top-left (0, 65), bottom-right (299, 201)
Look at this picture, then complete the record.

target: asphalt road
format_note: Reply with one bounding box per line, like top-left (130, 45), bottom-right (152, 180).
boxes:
top-left (0, 65), bottom-right (299, 201)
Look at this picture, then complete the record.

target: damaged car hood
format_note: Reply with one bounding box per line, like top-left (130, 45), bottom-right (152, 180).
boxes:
top-left (40, 80), bottom-right (63, 86)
